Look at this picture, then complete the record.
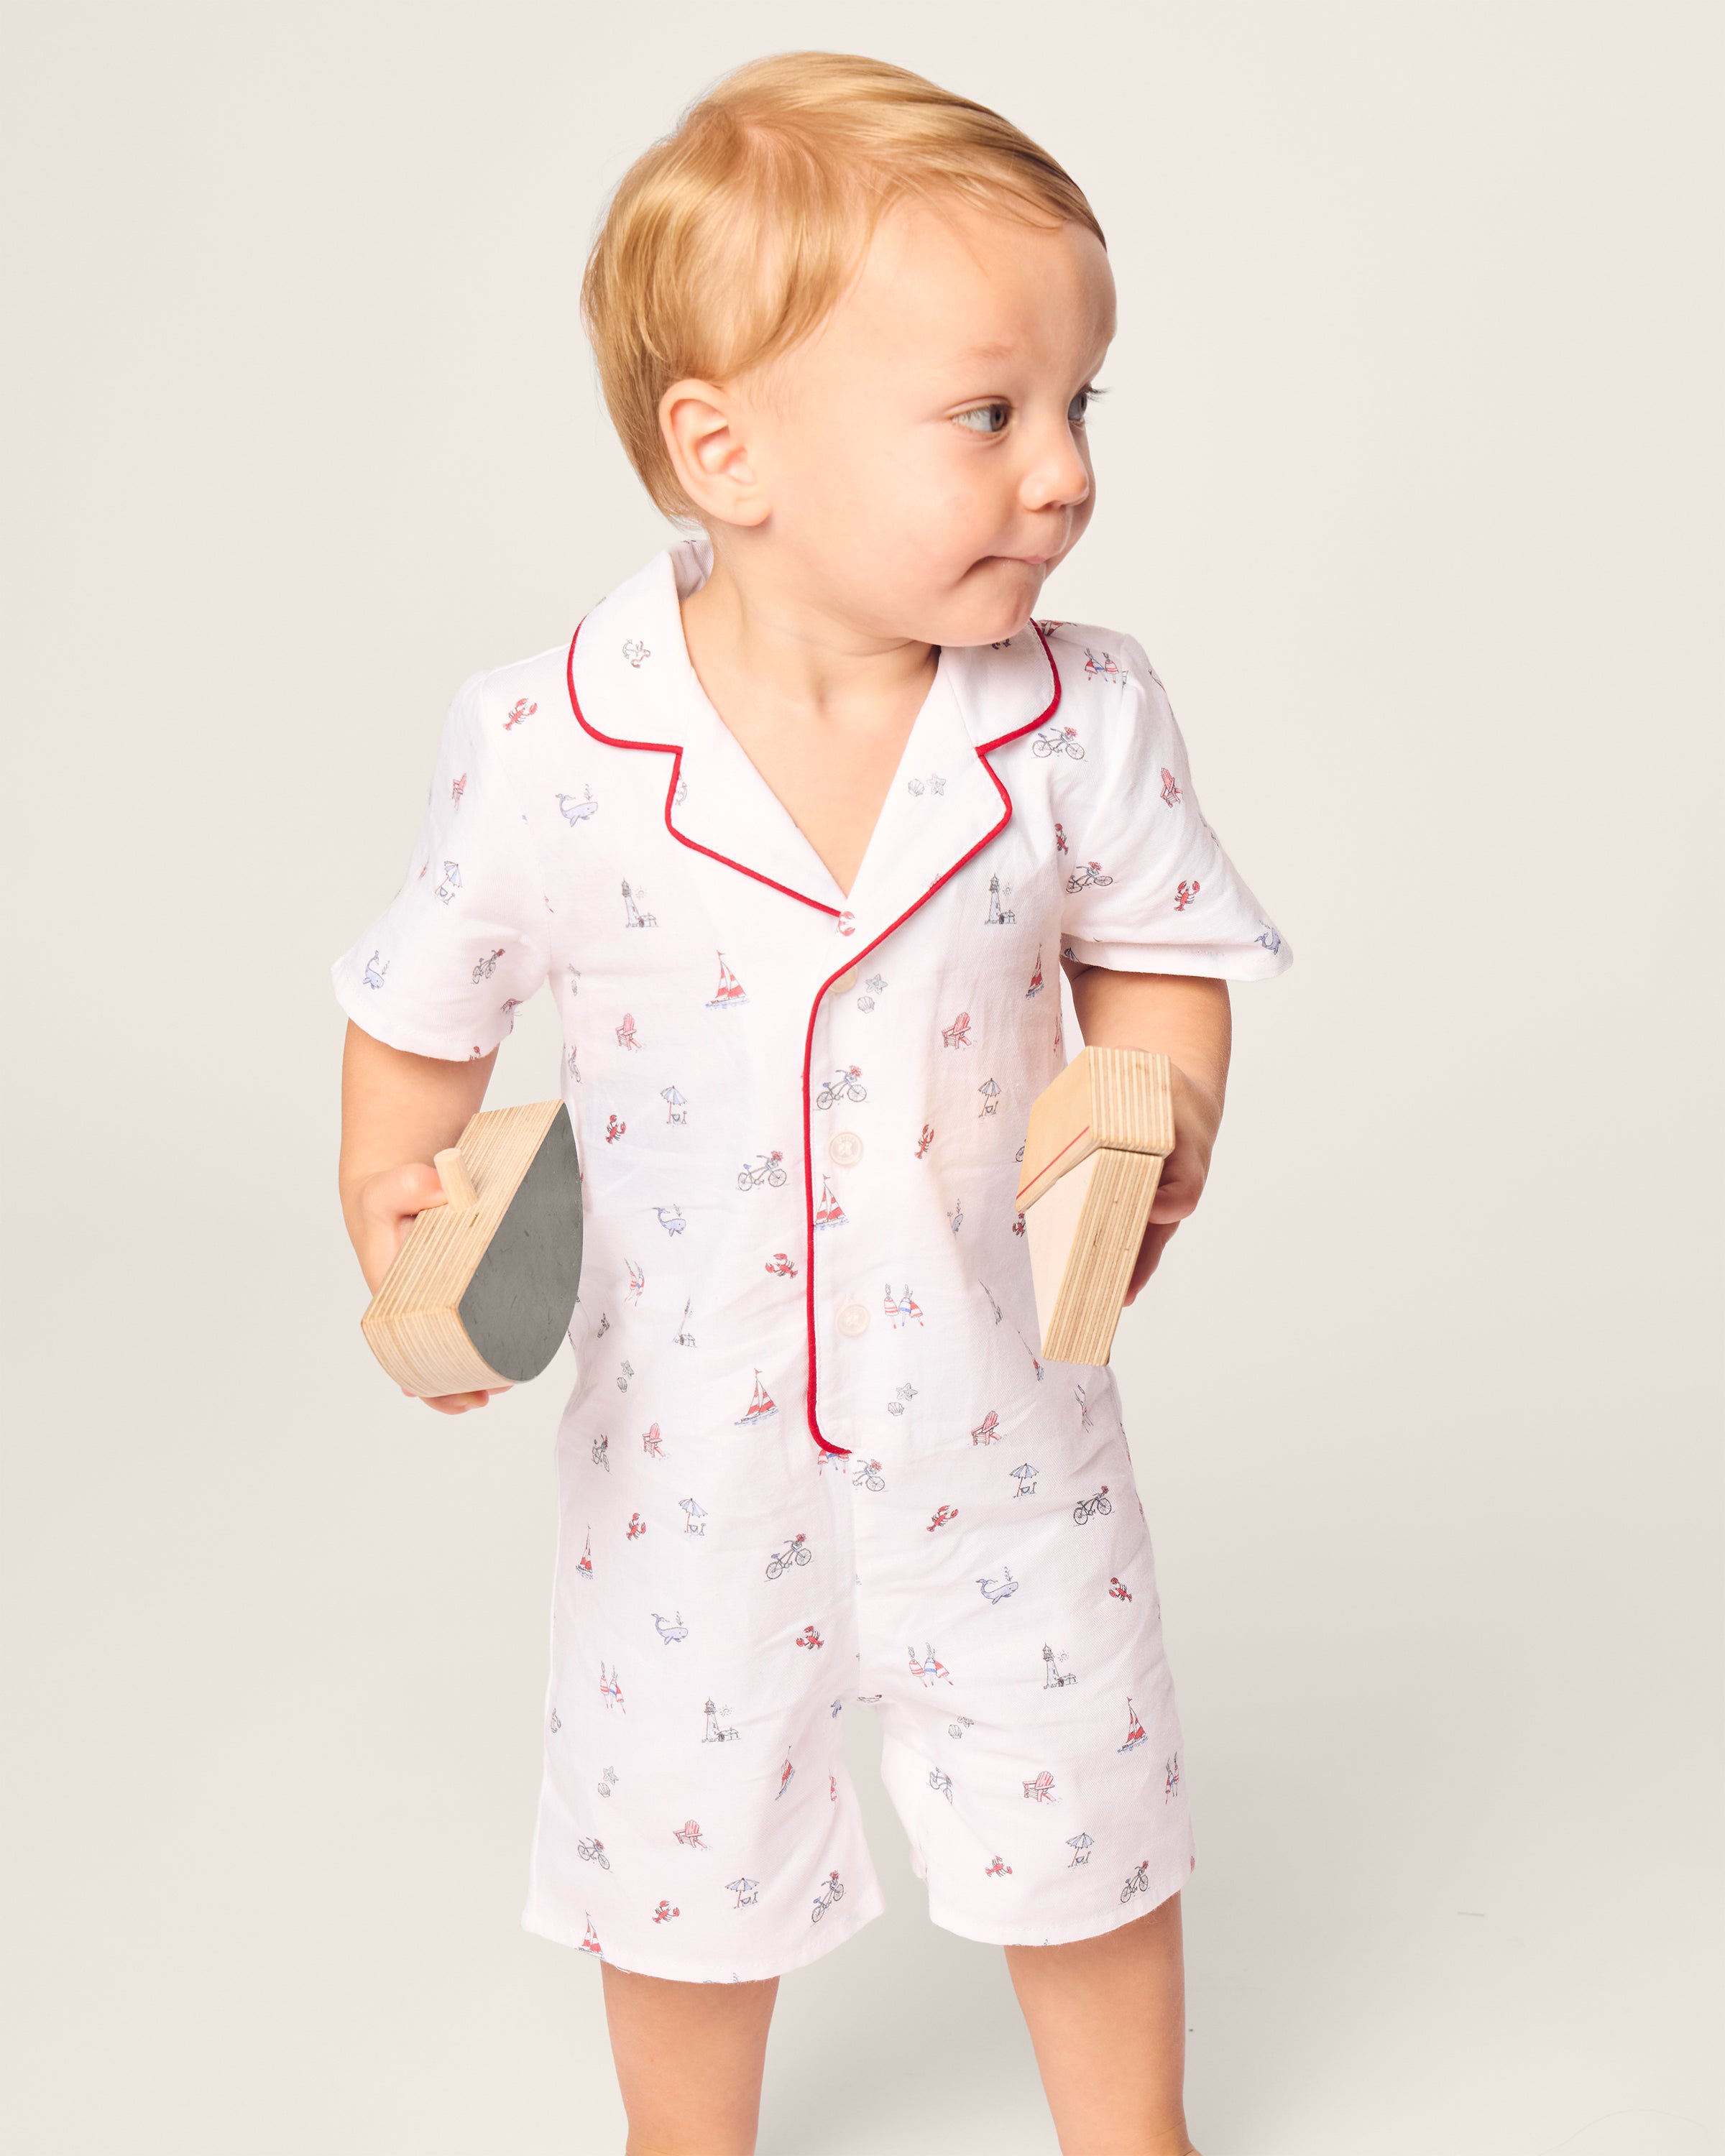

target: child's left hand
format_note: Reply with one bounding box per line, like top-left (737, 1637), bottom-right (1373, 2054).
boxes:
top-left (1122, 1061), bottom-right (1224, 1304)
top-left (1061, 967), bottom-right (1232, 1307)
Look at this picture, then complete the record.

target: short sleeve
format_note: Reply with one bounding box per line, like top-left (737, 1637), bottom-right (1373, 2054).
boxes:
top-left (330, 672), bottom-right (553, 1059)
top-left (1057, 635), bottom-right (1292, 980)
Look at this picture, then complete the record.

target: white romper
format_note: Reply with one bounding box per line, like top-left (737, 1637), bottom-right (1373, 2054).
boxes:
top-left (332, 538), bottom-right (1292, 1981)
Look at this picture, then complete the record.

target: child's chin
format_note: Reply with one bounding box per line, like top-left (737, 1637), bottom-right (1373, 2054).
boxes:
top-left (930, 576), bottom-right (1041, 649)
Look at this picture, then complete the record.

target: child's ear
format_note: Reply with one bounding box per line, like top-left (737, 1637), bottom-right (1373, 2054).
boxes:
top-left (659, 380), bottom-right (768, 529)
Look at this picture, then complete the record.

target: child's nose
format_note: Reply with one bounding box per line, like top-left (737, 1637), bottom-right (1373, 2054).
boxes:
top-left (1021, 425), bottom-right (1091, 515)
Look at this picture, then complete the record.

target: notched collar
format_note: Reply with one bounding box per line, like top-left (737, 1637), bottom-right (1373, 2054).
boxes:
top-left (564, 542), bottom-right (1060, 939)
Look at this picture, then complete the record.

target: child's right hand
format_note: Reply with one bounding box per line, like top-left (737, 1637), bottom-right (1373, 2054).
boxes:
top-left (350, 1160), bottom-right (512, 1416)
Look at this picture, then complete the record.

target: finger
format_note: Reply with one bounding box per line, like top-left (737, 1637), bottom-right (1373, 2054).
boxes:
top-left (364, 1160), bottom-right (449, 1224)
top-left (1123, 1220), bottom-right (1180, 1303)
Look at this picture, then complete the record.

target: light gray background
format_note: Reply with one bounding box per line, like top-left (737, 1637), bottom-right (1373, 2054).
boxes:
top-left (4, 4), bottom-right (1719, 2152)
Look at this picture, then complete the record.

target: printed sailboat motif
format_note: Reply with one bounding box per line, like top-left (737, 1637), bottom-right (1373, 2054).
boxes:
top-left (735, 1368), bottom-right (778, 1427)
top-left (1025, 946), bottom-right (1044, 998)
top-left (576, 1529), bottom-right (594, 1582)
top-left (1117, 1697), bottom-right (1147, 1753)
top-left (706, 952), bottom-right (748, 1010)
top-left (814, 1174), bottom-right (847, 1230)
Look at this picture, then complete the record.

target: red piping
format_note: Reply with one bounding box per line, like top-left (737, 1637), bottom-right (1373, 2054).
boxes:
top-left (565, 621), bottom-right (840, 917)
top-left (564, 614), bottom-right (1062, 1458)
top-left (800, 624), bottom-right (1062, 1454)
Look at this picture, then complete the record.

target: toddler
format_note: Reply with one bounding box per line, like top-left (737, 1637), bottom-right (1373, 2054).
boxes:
top-left (334, 52), bottom-right (1290, 2156)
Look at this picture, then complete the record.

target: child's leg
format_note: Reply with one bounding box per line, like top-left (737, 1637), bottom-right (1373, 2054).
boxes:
top-left (599, 1963), bottom-right (778, 2156)
top-left (1003, 1892), bottom-right (1197, 2156)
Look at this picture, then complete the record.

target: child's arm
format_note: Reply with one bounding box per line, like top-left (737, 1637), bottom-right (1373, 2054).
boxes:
top-left (337, 1021), bottom-right (504, 1414)
top-left (1063, 964), bottom-right (1231, 1301)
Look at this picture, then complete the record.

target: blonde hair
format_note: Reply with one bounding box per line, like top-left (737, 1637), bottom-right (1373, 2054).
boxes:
top-left (581, 52), bottom-right (1105, 517)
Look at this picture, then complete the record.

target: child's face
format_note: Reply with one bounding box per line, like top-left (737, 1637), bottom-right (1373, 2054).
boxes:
top-left (700, 200), bottom-right (1116, 649)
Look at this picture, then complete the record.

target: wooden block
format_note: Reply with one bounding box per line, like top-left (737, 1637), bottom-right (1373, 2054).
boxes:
top-left (361, 1100), bottom-right (582, 1397)
top-left (1016, 1048), bottom-right (1174, 1365)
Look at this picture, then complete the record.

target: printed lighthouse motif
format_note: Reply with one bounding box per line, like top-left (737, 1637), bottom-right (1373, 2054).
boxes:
top-left (707, 952), bottom-right (748, 1009)
top-left (735, 1368), bottom-right (778, 1427)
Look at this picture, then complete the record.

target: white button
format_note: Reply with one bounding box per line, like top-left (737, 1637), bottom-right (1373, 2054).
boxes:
top-left (832, 967), bottom-right (859, 995)
top-left (827, 1130), bottom-right (864, 1167)
top-left (836, 1299), bottom-right (870, 1337)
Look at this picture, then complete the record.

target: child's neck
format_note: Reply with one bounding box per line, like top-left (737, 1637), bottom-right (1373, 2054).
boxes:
top-left (678, 545), bottom-right (936, 730)
top-left (676, 541), bottom-right (940, 899)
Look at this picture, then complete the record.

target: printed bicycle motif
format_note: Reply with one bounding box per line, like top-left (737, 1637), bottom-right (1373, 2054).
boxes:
top-left (814, 1065), bottom-right (866, 1108)
top-left (1032, 724), bottom-right (1085, 760)
top-left (765, 1534), bottom-right (812, 1580)
top-left (1064, 860), bottom-right (1114, 893)
top-left (738, 1151), bottom-right (789, 1190)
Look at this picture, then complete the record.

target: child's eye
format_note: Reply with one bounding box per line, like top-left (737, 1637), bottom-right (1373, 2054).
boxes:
top-left (1069, 384), bottom-right (1105, 426)
top-left (954, 401), bottom-right (1012, 436)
